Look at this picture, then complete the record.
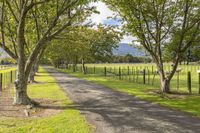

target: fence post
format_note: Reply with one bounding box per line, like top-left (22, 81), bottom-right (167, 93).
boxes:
top-left (85, 66), bottom-right (88, 74)
top-left (10, 71), bottom-right (13, 83)
top-left (198, 71), bottom-right (200, 94)
top-left (187, 71), bottom-right (192, 94)
top-left (119, 67), bottom-right (121, 80)
top-left (0, 73), bottom-right (2, 91)
top-left (127, 66), bottom-right (130, 75)
top-left (177, 71), bottom-right (180, 90)
top-left (136, 68), bottom-right (139, 83)
top-left (133, 68), bottom-right (135, 82)
top-left (143, 69), bottom-right (146, 84)
top-left (148, 69), bottom-right (150, 84)
top-left (104, 67), bottom-right (107, 77)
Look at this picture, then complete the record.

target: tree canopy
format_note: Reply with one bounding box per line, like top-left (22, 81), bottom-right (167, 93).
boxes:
top-left (104, 0), bottom-right (200, 92)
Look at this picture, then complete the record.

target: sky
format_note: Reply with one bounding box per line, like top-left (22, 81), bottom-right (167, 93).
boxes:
top-left (88, 2), bottom-right (135, 44)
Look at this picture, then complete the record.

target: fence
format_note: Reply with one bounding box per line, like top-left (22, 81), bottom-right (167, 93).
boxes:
top-left (65, 64), bottom-right (200, 94)
top-left (0, 70), bottom-right (17, 91)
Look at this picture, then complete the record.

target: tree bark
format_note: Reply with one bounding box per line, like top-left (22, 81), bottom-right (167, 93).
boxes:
top-left (14, 60), bottom-right (31, 105)
top-left (14, 77), bottom-right (31, 105)
top-left (82, 58), bottom-right (86, 74)
top-left (73, 63), bottom-right (76, 72)
top-left (28, 66), bottom-right (35, 83)
top-left (28, 47), bottom-right (45, 83)
top-left (14, 6), bottom-right (31, 105)
top-left (160, 78), bottom-right (170, 93)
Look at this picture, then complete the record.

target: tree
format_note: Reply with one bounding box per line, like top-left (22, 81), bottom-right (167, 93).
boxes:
top-left (45, 25), bottom-right (121, 73)
top-left (0, 0), bottom-right (94, 105)
top-left (105, 0), bottom-right (200, 93)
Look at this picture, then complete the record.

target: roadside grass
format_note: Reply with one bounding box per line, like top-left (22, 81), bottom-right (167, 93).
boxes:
top-left (59, 68), bottom-right (200, 117)
top-left (0, 68), bottom-right (92, 133)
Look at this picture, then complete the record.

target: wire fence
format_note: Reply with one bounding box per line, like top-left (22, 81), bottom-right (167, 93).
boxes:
top-left (0, 70), bottom-right (17, 91)
top-left (65, 64), bottom-right (200, 94)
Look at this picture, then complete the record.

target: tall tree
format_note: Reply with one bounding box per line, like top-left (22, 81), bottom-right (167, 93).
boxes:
top-left (105, 0), bottom-right (200, 93)
top-left (45, 25), bottom-right (121, 73)
top-left (0, 0), bottom-right (93, 105)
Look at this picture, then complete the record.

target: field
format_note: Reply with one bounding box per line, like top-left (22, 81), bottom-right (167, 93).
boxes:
top-left (60, 63), bottom-right (200, 117)
top-left (68, 63), bottom-right (200, 94)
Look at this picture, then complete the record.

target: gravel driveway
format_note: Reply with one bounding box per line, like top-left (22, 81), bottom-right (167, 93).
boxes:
top-left (46, 67), bottom-right (200, 133)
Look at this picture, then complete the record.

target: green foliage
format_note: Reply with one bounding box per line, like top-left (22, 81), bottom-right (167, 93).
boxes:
top-left (104, 0), bottom-right (200, 92)
top-left (45, 25), bottom-right (122, 66)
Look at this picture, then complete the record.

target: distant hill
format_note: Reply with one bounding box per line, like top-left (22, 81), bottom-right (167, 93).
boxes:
top-left (0, 43), bottom-right (145, 59)
top-left (113, 43), bottom-right (145, 57)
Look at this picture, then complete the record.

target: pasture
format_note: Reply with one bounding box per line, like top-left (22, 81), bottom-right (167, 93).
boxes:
top-left (68, 63), bottom-right (200, 94)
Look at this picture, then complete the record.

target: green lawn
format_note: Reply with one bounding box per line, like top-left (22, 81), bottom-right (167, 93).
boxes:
top-left (0, 68), bottom-right (92, 133)
top-left (59, 68), bottom-right (200, 117)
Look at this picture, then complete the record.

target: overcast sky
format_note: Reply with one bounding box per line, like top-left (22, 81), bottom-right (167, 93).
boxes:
top-left (88, 2), bottom-right (135, 44)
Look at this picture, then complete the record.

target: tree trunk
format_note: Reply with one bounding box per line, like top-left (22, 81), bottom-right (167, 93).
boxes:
top-left (186, 60), bottom-right (189, 65)
top-left (65, 63), bottom-right (69, 69)
top-left (82, 58), bottom-right (86, 74)
top-left (73, 63), bottom-right (76, 72)
top-left (35, 59), bottom-right (39, 73)
top-left (14, 63), bottom-right (31, 105)
top-left (28, 66), bottom-right (35, 83)
top-left (158, 66), bottom-right (171, 93)
top-left (160, 78), bottom-right (170, 93)
top-left (14, 78), bottom-right (31, 105)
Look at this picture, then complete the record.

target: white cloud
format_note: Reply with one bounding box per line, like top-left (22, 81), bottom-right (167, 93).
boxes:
top-left (89, 2), bottom-right (115, 24)
top-left (121, 35), bottom-right (136, 44)
top-left (88, 2), bottom-right (137, 44)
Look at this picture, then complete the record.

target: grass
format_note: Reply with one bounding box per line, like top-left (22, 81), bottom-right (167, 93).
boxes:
top-left (59, 65), bottom-right (200, 117)
top-left (73, 63), bottom-right (200, 93)
top-left (0, 67), bottom-right (16, 73)
top-left (0, 68), bottom-right (92, 133)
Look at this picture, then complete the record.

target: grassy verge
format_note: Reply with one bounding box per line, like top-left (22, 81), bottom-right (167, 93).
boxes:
top-left (59, 69), bottom-right (200, 117)
top-left (0, 68), bottom-right (92, 133)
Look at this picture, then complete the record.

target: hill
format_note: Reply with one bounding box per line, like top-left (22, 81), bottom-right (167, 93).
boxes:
top-left (113, 43), bottom-right (144, 56)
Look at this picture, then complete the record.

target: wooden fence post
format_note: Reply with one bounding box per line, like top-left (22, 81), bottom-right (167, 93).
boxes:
top-left (136, 69), bottom-right (139, 83)
top-left (199, 72), bottom-right (200, 94)
top-left (10, 71), bottom-right (13, 83)
top-left (198, 71), bottom-right (200, 94)
top-left (177, 71), bottom-right (180, 90)
top-left (133, 68), bottom-right (135, 82)
top-left (0, 73), bottom-right (2, 91)
top-left (85, 66), bottom-right (87, 74)
top-left (148, 69), bottom-right (150, 84)
top-left (188, 71), bottom-right (192, 94)
top-left (143, 69), bottom-right (146, 84)
top-left (104, 67), bottom-right (107, 77)
top-left (127, 66), bottom-right (130, 75)
top-left (119, 67), bottom-right (121, 80)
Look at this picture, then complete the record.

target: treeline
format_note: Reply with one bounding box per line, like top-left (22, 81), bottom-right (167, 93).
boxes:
top-left (112, 54), bottom-right (152, 63)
